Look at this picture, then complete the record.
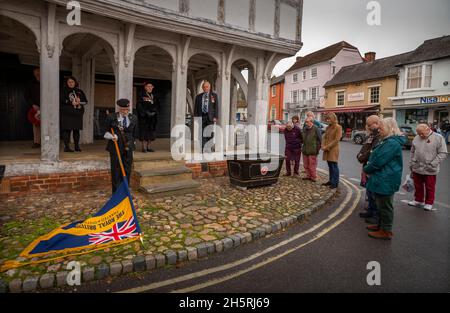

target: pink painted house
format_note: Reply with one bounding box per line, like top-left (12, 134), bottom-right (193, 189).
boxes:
top-left (283, 41), bottom-right (363, 121)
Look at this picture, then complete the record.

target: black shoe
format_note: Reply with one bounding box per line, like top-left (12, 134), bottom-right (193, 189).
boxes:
top-left (284, 173), bottom-right (292, 177)
top-left (31, 143), bottom-right (40, 149)
top-left (74, 146), bottom-right (82, 152)
top-left (359, 212), bottom-right (373, 218)
top-left (365, 217), bottom-right (379, 225)
top-left (329, 185), bottom-right (338, 189)
top-left (147, 148), bottom-right (155, 153)
top-left (64, 146), bottom-right (74, 152)
top-left (302, 177), bottom-right (311, 181)
top-left (322, 182), bottom-right (332, 186)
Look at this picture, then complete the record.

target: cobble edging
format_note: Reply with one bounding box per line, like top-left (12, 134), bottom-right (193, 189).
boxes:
top-left (1, 188), bottom-right (337, 293)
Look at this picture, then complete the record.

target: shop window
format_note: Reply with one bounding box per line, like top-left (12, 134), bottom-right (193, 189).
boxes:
top-left (405, 109), bottom-right (428, 124)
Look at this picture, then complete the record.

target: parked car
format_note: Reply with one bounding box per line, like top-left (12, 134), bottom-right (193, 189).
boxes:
top-left (268, 120), bottom-right (287, 133)
top-left (399, 125), bottom-right (416, 148)
top-left (352, 130), bottom-right (367, 145)
top-left (351, 125), bottom-right (416, 148)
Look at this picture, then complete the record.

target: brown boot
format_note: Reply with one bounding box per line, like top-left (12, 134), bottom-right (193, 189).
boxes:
top-left (366, 225), bottom-right (380, 231)
top-left (368, 229), bottom-right (393, 240)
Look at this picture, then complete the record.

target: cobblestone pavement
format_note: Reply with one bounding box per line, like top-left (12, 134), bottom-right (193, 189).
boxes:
top-left (0, 172), bottom-right (334, 286)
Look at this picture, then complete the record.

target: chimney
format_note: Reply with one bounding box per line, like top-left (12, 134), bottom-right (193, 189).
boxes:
top-left (364, 52), bottom-right (376, 62)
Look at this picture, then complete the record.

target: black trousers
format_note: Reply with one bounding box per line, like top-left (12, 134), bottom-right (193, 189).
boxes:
top-left (62, 129), bottom-right (80, 147)
top-left (109, 148), bottom-right (133, 193)
top-left (201, 114), bottom-right (215, 150)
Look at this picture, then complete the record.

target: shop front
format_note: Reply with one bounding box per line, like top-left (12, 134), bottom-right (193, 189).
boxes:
top-left (392, 94), bottom-right (450, 131)
top-left (318, 105), bottom-right (380, 132)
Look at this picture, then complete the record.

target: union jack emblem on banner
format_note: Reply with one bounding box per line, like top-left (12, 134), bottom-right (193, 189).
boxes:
top-left (88, 217), bottom-right (139, 245)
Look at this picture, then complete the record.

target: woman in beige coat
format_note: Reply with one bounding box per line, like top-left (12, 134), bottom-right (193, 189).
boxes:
top-left (321, 113), bottom-right (342, 189)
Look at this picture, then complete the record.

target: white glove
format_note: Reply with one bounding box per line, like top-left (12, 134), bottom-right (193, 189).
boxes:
top-left (104, 132), bottom-right (118, 141)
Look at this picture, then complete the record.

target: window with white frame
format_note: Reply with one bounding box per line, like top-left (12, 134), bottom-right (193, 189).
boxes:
top-left (302, 71), bottom-right (307, 80)
top-left (271, 85), bottom-right (276, 97)
top-left (310, 86), bottom-right (319, 100)
top-left (332, 66), bottom-right (336, 75)
top-left (407, 66), bottom-right (422, 89)
top-left (311, 68), bottom-right (318, 79)
top-left (336, 91), bottom-right (345, 106)
top-left (406, 64), bottom-right (433, 89)
top-left (301, 90), bottom-right (307, 101)
top-left (292, 90), bottom-right (299, 103)
top-left (271, 105), bottom-right (276, 120)
top-left (424, 65), bottom-right (432, 87)
top-left (293, 74), bottom-right (298, 83)
top-left (370, 86), bottom-right (380, 104)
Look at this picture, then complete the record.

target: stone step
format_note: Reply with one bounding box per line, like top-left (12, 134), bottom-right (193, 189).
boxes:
top-left (139, 180), bottom-right (201, 196)
top-left (135, 166), bottom-right (193, 185)
top-left (133, 159), bottom-right (185, 171)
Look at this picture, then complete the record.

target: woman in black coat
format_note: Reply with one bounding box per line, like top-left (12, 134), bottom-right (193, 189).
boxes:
top-left (136, 82), bottom-right (160, 152)
top-left (60, 76), bottom-right (87, 152)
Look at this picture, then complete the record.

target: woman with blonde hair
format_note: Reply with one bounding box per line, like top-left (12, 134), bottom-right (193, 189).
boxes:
top-left (363, 117), bottom-right (405, 240)
top-left (321, 113), bottom-right (342, 189)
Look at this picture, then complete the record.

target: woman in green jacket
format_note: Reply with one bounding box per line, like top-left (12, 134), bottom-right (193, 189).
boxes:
top-left (364, 118), bottom-right (406, 240)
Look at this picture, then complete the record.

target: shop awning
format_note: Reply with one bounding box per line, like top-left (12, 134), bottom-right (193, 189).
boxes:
top-left (317, 105), bottom-right (380, 114)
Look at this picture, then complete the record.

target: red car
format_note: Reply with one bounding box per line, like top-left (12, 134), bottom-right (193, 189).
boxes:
top-left (268, 120), bottom-right (287, 133)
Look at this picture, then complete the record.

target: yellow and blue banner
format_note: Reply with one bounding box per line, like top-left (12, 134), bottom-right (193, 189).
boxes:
top-left (1, 180), bottom-right (142, 272)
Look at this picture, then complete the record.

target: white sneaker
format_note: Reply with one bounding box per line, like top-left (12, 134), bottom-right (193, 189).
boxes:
top-left (423, 204), bottom-right (436, 211)
top-left (408, 201), bottom-right (424, 208)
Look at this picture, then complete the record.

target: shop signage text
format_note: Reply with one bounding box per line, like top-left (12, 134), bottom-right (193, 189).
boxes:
top-left (348, 92), bottom-right (365, 102)
top-left (420, 95), bottom-right (450, 104)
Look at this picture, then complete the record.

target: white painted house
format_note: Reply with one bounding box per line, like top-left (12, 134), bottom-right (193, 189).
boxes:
top-left (390, 35), bottom-right (450, 130)
top-left (283, 41), bottom-right (363, 121)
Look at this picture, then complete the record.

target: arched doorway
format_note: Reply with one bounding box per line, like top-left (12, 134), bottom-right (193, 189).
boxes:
top-left (230, 59), bottom-right (255, 125)
top-left (60, 33), bottom-right (116, 144)
top-left (133, 45), bottom-right (174, 146)
top-left (0, 15), bottom-right (39, 143)
top-left (187, 53), bottom-right (219, 116)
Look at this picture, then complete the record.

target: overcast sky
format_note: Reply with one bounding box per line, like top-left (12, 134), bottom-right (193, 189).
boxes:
top-left (272, 0), bottom-right (450, 76)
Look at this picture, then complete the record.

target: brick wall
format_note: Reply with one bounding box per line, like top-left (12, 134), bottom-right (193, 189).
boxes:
top-left (0, 161), bottom-right (229, 196)
top-left (0, 170), bottom-right (111, 196)
top-left (186, 161), bottom-right (228, 178)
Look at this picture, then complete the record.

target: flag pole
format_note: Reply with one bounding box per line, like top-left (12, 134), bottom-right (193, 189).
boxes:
top-left (110, 128), bottom-right (145, 248)
top-left (110, 128), bottom-right (127, 178)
